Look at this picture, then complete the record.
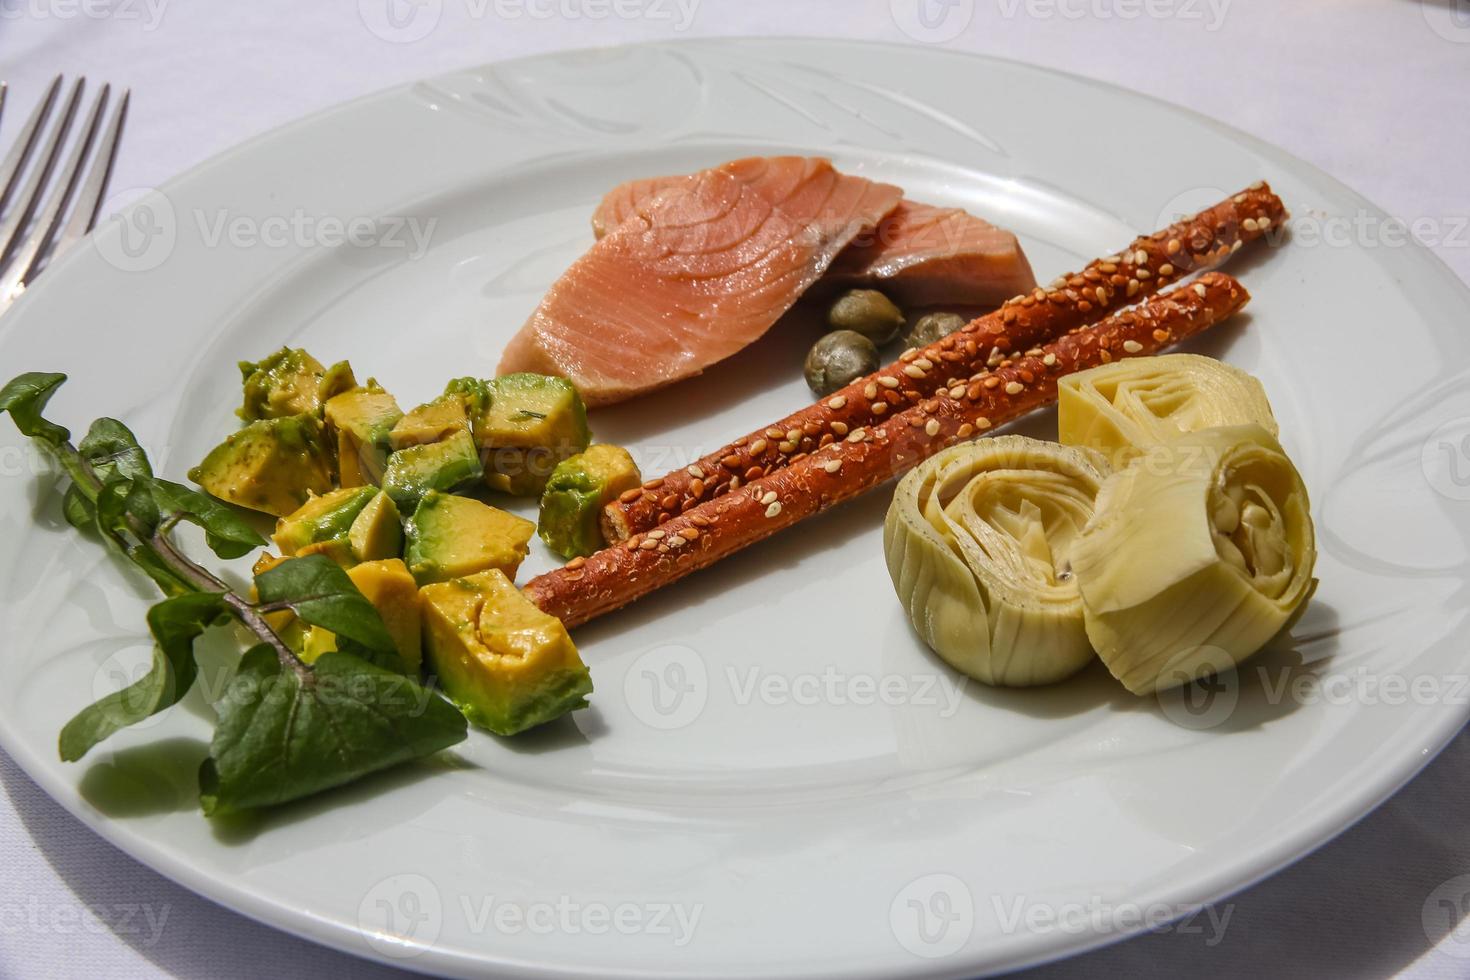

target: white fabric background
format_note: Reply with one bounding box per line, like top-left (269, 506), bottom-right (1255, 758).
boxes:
top-left (2, 1), bottom-right (1469, 977)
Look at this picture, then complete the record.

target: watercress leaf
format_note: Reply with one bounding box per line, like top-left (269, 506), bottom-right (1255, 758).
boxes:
top-left (254, 555), bottom-right (395, 652)
top-left (78, 418), bottom-right (152, 484)
top-left (0, 372), bottom-right (69, 445)
top-left (147, 478), bottom-right (264, 559)
top-left (58, 592), bottom-right (227, 761)
top-left (63, 484), bottom-right (95, 529)
top-left (199, 646), bottom-right (466, 816)
top-left (334, 636), bottom-right (411, 676)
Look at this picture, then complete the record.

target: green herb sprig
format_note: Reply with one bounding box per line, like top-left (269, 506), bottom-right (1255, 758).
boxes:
top-left (0, 372), bottom-right (466, 816)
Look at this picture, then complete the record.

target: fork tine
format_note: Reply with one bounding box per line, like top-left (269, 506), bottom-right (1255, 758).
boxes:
top-left (0, 77), bottom-right (83, 270)
top-left (0, 74), bottom-right (62, 220)
top-left (0, 85), bottom-right (111, 303)
top-left (55, 88), bottom-right (128, 254)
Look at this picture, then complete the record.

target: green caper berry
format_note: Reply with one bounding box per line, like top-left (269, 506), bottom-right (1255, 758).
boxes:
top-left (804, 330), bottom-right (880, 398)
top-left (905, 312), bottom-right (968, 350)
top-left (827, 289), bottom-right (904, 345)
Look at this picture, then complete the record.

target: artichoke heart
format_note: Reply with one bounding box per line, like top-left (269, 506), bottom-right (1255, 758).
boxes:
top-left (1073, 424), bottom-right (1316, 695)
top-left (1058, 353), bottom-right (1279, 466)
top-left (884, 436), bottom-right (1108, 687)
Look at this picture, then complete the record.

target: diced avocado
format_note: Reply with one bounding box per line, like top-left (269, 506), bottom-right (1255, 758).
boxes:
top-left (348, 490), bottom-right (403, 562)
top-left (404, 491), bottom-right (534, 585)
top-left (297, 558), bottom-right (422, 674)
top-left (381, 429), bottom-right (483, 513)
top-left (189, 414), bottom-right (334, 517)
top-left (390, 394), bottom-right (472, 451)
top-left (474, 374), bottom-right (591, 496)
top-left (274, 486), bottom-right (378, 556)
top-left (324, 383), bottom-right (403, 487)
top-left (420, 569), bottom-right (592, 735)
top-left (238, 347), bottom-right (356, 421)
top-left (443, 377), bottom-right (492, 415)
top-left (537, 444), bottom-right (641, 559)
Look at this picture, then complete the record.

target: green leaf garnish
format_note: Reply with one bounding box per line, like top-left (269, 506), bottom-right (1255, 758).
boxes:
top-left (0, 372), bottom-right (69, 445)
top-left (146, 478), bottom-right (265, 559)
top-left (254, 554), bottom-right (396, 652)
top-left (199, 646), bottom-right (466, 816)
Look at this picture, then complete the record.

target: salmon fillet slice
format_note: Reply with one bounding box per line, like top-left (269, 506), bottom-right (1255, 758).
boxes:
top-left (593, 174), bottom-right (1036, 309)
top-left (500, 157), bottom-right (904, 407)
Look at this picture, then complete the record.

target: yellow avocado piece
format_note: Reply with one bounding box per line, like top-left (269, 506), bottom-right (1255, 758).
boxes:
top-left (419, 569), bottom-right (592, 735)
top-left (404, 491), bottom-right (533, 585)
top-left (297, 559), bottom-right (422, 674)
top-left (390, 395), bottom-right (472, 451)
top-left (189, 414), bottom-right (335, 518)
top-left (325, 385), bottom-right (403, 487)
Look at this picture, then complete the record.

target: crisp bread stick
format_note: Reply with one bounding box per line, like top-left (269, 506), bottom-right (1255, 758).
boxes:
top-left (602, 183), bottom-right (1284, 541)
top-left (528, 272), bottom-right (1251, 628)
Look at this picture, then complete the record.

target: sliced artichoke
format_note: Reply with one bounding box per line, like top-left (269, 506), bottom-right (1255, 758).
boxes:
top-left (1073, 424), bottom-right (1316, 695)
top-left (1058, 353), bottom-right (1278, 467)
top-left (884, 436), bottom-right (1108, 687)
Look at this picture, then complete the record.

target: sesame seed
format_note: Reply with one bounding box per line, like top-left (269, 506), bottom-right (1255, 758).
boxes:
top-left (647, 529), bottom-right (666, 540)
top-left (975, 417), bottom-right (992, 429)
top-left (1100, 262), bottom-right (1118, 274)
top-left (668, 535), bottom-right (686, 548)
top-left (827, 395), bottom-right (847, 410)
top-left (831, 421), bottom-right (848, 436)
top-left (657, 544), bottom-right (670, 554)
top-left (690, 479), bottom-right (705, 497)
top-left (1153, 328), bottom-right (1170, 342)
top-left (618, 488), bottom-right (642, 503)
top-left (1258, 216), bottom-right (1272, 230)
top-left (902, 364), bottom-right (926, 379)
top-left (983, 376), bottom-right (1000, 389)
top-left (956, 423), bottom-right (975, 438)
top-left (847, 428), bottom-right (868, 443)
top-left (749, 438), bottom-right (768, 456)
top-left (864, 383), bottom-right (878, 400)
top-left (786, 428), bottom-right (802, 443)
top-left (1123, 340), bottom-right (1144, 353)
top-left (661, 494), bottom-right (678, 510)
top-left (949, 385), bottom-right (966, 398)
top-left (643, 478), bottom-right (664, 490)
top-left (1095, 287), bottom-right (1108, 305)
top-left (1043, 352), bottom-right (1057, 366)
top-left (925, 419), bottom-right (941, 437)
top-left (1193, 283), bottom-right (1208, 298)
top-left (765, 501), bottom-right (782, 518)
top-left (1136, 268), bottom-right (1152, 280)
top-left (722, 454), bottom-right (742, 469)
top-left (744, 465), bottom-right (764, 481)
top-left (1004, 381), bottom-right (1024, 395)
top-left (1134, 249), bottom-right (1149, 265)
top-left (680, 527), bottom-right (700, 540)
top-left (1235, 194), bottom-right (1248, 204)
top-left (639, 538), bottom-right (659, 551)
top-left (1231, 240), bottom-right (1243, 253)
top-left (766, 428), bottom-right (784, 440)
top-left (1167, 238), bottom-right (1182, 255)
top-left (566, 556), bottom-right (587, 570)
top-left (879, 375), bottom-right (900, 388)
top-left (1242, 217), bottom-right (1259, 232)
top-left (899, 348), bottom-right (919, 363)
top-left (778, 440), bottom-right (797, 454)
top-left (1022, 296), bottom-right (1036, 307)
top-left (729, 476), bottom-right (741, 490)
top-left (987, 349), bottom-right (1005, 367)
top-left (872, 403), bottom-right (888, 415)
top-left (823, 459), bottom-right (842, 474)
top-left (760, 491), bottom-right (777, 505)
top-left (915, 357), bottom-right (934, 370)
top-left (1127, 279), bottom-right (1141, 298)
top-left (691, 514), bottom-right (711, 527)
top-left (1158, 264), bottom-right (1174, 277)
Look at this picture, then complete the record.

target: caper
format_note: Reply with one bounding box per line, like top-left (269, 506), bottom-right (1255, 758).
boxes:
top-left (804, 330), bottom-right (880, 397)
top-left (827, 289), bottom-right (904, 345)
top-left (905, 312), bottom-right (967, 350)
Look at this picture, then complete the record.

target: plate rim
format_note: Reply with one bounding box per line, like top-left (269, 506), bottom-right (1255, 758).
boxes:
top-left (0, 35), bottom-right (1467, 980)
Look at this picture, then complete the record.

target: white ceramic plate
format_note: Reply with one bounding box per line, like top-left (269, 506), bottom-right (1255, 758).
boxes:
top-left (2, 38), bottom-right (1468, 979)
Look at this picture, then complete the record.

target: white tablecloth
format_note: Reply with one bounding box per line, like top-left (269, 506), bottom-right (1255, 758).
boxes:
top-left (3, 2), bottom-right (1469, 977)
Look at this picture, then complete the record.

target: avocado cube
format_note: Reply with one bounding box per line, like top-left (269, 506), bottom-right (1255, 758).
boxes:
top-left (348, 490), bottom-right (403, 562)
top-left (420, 569), bottom-right (592, 735)
top-left (381, 429), bottom-right (483, 513)
top-left (474, 374), bottom-right (590, 496)
top-left (296, 559), bottom-right (422, 674)
top-left (274, 486), bottom-right (377, 555)
top-left (238, 347), bottom-right (356, 421)
top-left (443, 377), bottom-right (492, 415)
top-left (390, 394), bottom-right (472, 451)
top-left (324, 384), bottom-right (403, 487)
top-left (405, 491), bottom-right (534, 585)
top-left (189, 414), bottom-right (335, 517)
top-left (538, 444), bottom-right (641, 559)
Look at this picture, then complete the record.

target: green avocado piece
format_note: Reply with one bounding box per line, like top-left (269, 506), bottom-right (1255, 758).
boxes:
top-left (474, 373), bottom-right (591, 496)
top-left (238, 347), bottom-right (356, 421)
top-left (405, 491), bottom-right (534, 585)
top-left (324, 383), bottom-right (402, 487)
top-left (273, 486), bottom-right (378, 556)
top-left (390, 393), bottom-right (472, 451)
top-left (189, 414), bottom-right (335, 517)
top-left (348, 490), bottom-right (403, 562)
top-left (381, 429), bottom-right (483, 513)
top-left (443, 377), bottom-right (492, 415)
top-left (537, 444), bottom-right (642, 559)
top-left (419, 569), bottom-right (592, 735)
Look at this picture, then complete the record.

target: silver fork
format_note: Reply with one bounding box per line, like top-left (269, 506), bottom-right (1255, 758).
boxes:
top-left (0, 75), bottom-right (129, 314)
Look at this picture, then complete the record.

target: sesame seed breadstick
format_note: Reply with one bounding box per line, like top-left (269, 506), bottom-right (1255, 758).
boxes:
top-left (602, 183), bottom-right (1285, 542)
top-left (528, 272), bottom-right (1251, 628)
